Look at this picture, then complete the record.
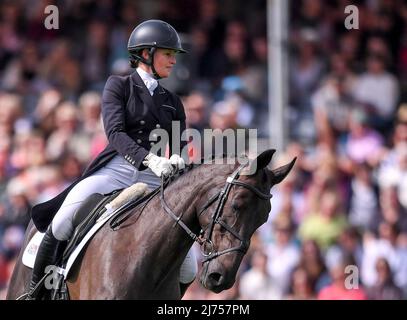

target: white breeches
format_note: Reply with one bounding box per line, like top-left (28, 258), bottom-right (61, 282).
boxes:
top-left (52, 155), bottom-right (160, 240)
top-left (51, 155), bottom-right (197, 282)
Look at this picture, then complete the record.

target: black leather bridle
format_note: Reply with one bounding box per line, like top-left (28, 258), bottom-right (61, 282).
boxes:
top-left (160, 161), bottom-right (272, 263)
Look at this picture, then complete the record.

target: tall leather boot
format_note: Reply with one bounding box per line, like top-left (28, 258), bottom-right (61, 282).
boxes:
top-left (27, 226), bottom-right (64, 300)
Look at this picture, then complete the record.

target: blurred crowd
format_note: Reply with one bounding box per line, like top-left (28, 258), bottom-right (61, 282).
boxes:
top-left (0, 0), bottom-right (406, 300)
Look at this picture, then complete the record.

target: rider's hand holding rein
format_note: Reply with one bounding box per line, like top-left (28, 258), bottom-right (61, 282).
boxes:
top-left (143, 153), bottom-right (173, 177)
top-left (169, 154), bottom-right (185, 171)
top-left (143, 153), bottom-right (185, 177)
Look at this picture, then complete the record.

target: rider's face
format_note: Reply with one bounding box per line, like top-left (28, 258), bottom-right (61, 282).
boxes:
top-left (153, 48), bottom-right (177, 78)
top-left (141, 48), bottom-right (177, 78)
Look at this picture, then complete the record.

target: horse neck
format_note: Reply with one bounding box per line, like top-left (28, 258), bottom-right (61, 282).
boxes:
top-left (144, 163), bottom-right (233, 245)
top-left (132, 163), bottom-right (234, 278)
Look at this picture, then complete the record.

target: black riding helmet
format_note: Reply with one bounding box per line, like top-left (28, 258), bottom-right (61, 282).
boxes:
top-left (128, 19), bottom-right (187, 79)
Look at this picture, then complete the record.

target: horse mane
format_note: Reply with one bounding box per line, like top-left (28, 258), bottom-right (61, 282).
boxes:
top-left (109, 154), bottom-right (246, 228)
top-left (180, 153), bottom-right (246, 175)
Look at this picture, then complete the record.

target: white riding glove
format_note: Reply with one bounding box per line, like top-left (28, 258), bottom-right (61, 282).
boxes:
top-left (143, 153), bottom-right (173, 177)
top-left (169, 154), bottom-right (185, 171)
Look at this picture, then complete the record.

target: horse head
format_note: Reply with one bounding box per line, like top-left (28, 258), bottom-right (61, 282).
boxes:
top-left (197, 149), bottom-right (296, 293)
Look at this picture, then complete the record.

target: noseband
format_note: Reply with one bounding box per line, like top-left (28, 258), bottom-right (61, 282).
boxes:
top-left (160, 161), bottom-right (272, 263)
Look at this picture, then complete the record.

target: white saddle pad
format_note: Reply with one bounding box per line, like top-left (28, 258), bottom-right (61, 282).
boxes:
top-left (22, 210), bottom-right (115, 279)
top-left (22, 182), bottom-right (149, 279)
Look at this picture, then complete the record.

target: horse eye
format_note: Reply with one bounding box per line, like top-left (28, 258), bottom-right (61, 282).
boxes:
top-left (231, 202), bottom-right (239, 213)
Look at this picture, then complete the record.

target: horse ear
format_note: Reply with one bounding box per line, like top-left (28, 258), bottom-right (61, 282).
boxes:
top-left (270, 157), bottom-right (297, 185)
top-left (248, 149), bottom-right (276, 175)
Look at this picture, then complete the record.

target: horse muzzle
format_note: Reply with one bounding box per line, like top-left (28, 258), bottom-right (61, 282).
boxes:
top-left (200, 261), bottom-right (235, 293)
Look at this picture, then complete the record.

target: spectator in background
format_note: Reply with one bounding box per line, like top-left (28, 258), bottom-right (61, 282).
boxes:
top-left (32, 89), bottom-right (62, 138)
top-left (311, 53), bottom-right (357, 137)
top-left (0, 1), bottom-right (23, 67)
top-left (377, 108), bottom-right (407, 229)
top-left (379, 185), bottom-right (404, 228)
top-left (285, 266), bottom-right (316, 300)
top-left (366, 36), bottom-right (392, 69)
top-left (337, 32), bottom-right (362, 71)
top-left (290, 29), bottom-right (325, 111)
top-left (0, 225), bottom-right (24, 260)
top-left (196, 19), bottom-right (247, 89)
top-left (34, 165), bottom-right (68, 204)
top-left (344, 108), bottom-right (384, 167)
top-left (299, 189), bottom-right (348, 251)
top-left (78, 91), bottom-right (103, 136)
top-left (0, 93), bottom-right (23, 137)
top-left (0, 254), bottom-right (10, 290)
top-left (73, 91), bottom-right (106, 164)
top-left (318, 258), bottom-right (367, 300)
top-left (239, 250), bottom-right (281, 300)
top-left (377, 111), bottom-right (407, 224)
top-left (208, 98), bottom-right (248, 157)
top-left (353, 54), bottom-right (399, 132)
top-left (182, 91), bottom-right (210, 162)
top-left (0, 41), bottom-right (43, 98)
top-left (183, 91), bottom-right (210, 133)
top-left (196, 0), bottom-right (225, 50)
top-left (265, 214), bottom-right (301, 297)
top-left (348, 162), bottom-right (380, 232)
top-left (311, 71), bottom-right (355, 145)
top-left (0, 177), bottom-right (31, 230)
top-left (326, 227), bottom-right (364, 276)
top-left (243, 33), bottom-right (268, 105)
top-left (10, 130), bottom-right (47, 171)
top-left (0, 138), bottom-right (11, 188)
top-left (296, 239), bottom-right (331, 294)
top-left (362, 222), bottom-right (407, 293)
top-left (209, 98), bottom-right (239, 131)
top-left (82, 19), bottom-right (110, 91)
top-left (300, 142), bottom-right (345, 216)
top-left (45, 101), bottom-right (79, 162)
top-left (58, 153), bottom-right (84, 185)
top-left (39, 39), bottom-right (82, 99)
top-left (367, 257), bottom-right (403, 300)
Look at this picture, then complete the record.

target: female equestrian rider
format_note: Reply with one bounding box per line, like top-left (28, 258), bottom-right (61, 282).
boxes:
top-left (27, 20), bottom-right (197, 298)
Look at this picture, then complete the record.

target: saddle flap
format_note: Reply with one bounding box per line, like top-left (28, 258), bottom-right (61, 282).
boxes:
top-left (22, 183), bottom-right (151, 282)
top-left (72, 193), bottom-right (105, 227)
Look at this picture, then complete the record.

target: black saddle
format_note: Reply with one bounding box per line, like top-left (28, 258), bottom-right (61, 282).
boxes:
top-left (62, 190), bottom-right (122, 262)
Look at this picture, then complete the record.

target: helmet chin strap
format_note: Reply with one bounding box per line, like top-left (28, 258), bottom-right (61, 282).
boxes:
top-left (148, 48), bottom-right (162, 80)
top-left (131, 47), bottom-right (162, 79)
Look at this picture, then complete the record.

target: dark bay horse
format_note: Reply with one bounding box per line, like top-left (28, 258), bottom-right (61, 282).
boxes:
top-left (6, 149), bottom-right (295, 299)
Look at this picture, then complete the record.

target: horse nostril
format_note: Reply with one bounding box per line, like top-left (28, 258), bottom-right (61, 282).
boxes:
top-left (208, 272), bottom-right (222, 284)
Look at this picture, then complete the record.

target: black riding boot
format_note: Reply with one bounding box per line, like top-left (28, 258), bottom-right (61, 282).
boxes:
top-left (27, 226), bottom-right (64, 299)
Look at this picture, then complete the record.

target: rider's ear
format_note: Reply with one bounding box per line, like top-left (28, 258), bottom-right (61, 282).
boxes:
top-left (247, 149), bottom-right (276, 175)
top-left (270, 157), bottom-right (297, 185)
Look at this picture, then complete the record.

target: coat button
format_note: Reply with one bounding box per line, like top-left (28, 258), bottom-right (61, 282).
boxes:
top-left (137, 139), bottom-right (142, 143)
top-left (140, 120), bottom-right (145, 125)
top-left (138, 130), bottom-right (143, 134)
top-left (156, 124), bottom-right (160, 128)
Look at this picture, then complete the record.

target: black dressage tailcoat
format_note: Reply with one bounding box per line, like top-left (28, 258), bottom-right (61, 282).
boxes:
top-left (31, 71), bottom-right (187, 232)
